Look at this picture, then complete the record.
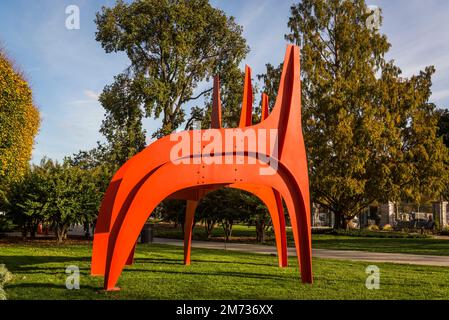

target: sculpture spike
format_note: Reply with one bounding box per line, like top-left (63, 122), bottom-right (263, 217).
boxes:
top-left (239, 65), bottom-right (253, 128)
top-left (211, 76), bottom-right (222, 129)
top-left (261, 93), bottom-right (269, 121)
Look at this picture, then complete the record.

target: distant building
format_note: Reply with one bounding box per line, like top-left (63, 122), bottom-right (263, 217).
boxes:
top-left (311, 201), bottom-right (449, 229)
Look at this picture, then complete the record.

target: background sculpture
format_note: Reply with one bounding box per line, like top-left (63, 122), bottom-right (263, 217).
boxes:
top-left (91, 45), bottom-right (312, 291)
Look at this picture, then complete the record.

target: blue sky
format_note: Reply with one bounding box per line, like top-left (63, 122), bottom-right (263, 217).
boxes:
top-left (0, 0), bottom-right (448, 163)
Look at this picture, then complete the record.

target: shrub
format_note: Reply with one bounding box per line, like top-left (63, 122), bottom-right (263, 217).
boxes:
top-left (0, 264), bottom-right (13, 300)
top-left (331, 228), bottom-right (428, 239)
top-left (441, 227), bottom-right (449, 236)
top-left (382, 224), bottom-right (393, 231)
top-left (0, 214), bottom-right (15, 233)
top-left (367, 224), bottom-right (380, 231)
top-left (312, 227), bottom-right (334, 235)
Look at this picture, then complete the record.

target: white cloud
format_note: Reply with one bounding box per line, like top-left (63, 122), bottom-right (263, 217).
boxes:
top-left (84, 90), bottom-right (100, 101)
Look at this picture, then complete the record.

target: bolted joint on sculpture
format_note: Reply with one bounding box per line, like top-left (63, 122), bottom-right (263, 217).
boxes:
top-left (91, 45), bottom-right (312, 291)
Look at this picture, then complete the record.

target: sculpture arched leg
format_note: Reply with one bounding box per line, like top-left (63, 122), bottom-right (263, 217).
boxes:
top-left (126, 243), bottom-right (136, 266)
top-left (92, 134), bottom-right (182, 274)
top-left (91, 161), bottom-right (131, 276)
top-left (278, 179), bottom-right (312, 284)
top-left (184, 200), bottom-right (198, 265)
top-left (273, 190), bottom-right (288, 267)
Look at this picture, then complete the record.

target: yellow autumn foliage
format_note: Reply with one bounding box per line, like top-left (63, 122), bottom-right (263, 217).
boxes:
top-left (0, 50), bottom-right (40, 193)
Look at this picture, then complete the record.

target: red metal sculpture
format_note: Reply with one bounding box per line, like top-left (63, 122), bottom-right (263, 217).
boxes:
top-left (91, 45), bottom-right (312, 291)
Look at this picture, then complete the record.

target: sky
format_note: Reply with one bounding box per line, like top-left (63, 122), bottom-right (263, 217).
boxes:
top-left (0, 0), bottom-right (448, 163)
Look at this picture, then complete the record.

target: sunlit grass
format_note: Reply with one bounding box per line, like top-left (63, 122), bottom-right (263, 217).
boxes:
top-left (1, 242), bottom-right (449, 300)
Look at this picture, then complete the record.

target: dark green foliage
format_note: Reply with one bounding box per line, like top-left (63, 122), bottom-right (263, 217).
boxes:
top-left (159, 199), bottom-right (186, 229)
top-left (437, 109), bottom-right (449, 148)
top-left (257, 63), bottom-right (282, 111)
top-left (3, 159), bottom-right (108, 243)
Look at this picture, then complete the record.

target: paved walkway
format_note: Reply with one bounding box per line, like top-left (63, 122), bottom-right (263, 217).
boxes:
top-left (154, 238), bottom-right (449, 267)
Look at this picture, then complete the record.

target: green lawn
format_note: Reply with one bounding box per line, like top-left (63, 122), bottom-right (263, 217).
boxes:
top-left (155, 224), bottom-right (449, 256)
top-left (1, 242), bottom-right (449, 300)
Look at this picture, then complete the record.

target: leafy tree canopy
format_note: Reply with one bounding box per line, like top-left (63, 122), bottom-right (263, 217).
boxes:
top-left (0, 49), bottom-right (40, 198)
top-left (95, 0), bottom-right (248, 165)
top-left (259, 0), bottom-right (449, 228)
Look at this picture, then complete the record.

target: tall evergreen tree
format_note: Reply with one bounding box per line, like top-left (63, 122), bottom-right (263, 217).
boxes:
top-left (275, 0), bottom-right (449, 228)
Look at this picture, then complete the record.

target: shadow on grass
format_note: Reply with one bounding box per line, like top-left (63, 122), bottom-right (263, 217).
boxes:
top-left (0, 255), bottom-right (91, 272)
top-left (134, 256), bottom-right (278, 268)
top-left (122, 268), bottom-right (293, 282)
top-left (4, 282), bottom-right (99, 291)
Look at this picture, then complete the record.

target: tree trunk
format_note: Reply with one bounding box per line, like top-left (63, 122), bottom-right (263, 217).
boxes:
top-left (29, 222), bottom-right (37, 239)
top-left (84, 222), bottom-right (91, 239)
top-left (333, 211), bottom-right (350, 230)
top-left (255, 220), bottom-right (266, 243)
top-left (342, 218), bottom-right (349, 230)
top-left (334, 211), bottom-right (342, 229)
top-left (222, 219), bottom-right (233, 242)
top-left (181, 222), bottom-right (185, 237)
top-left (56, 225), bottom-right (68, 244)
top-left (204, 219), bottom-right (215, 239)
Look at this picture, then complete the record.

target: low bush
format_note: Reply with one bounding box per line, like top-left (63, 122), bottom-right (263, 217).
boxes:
top-left (311, 227), bottom-right (334, 235)
top-left (0, 264), bottom-right (13, 300)
top-left (330, 229), bottom-right (428, 239)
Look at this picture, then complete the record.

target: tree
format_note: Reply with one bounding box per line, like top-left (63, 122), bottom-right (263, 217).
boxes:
top-left (437, 109), bottom-right (449, 149)
top-left (160, 199), bottom-right (186, 229)
top-left (3, 166), bottom-right (47, 239)
top-left (240, 191), bottom-right (273, 243)
top-left (41, 159), bottom-right (105, 243)
top-left (257, 63), bottom-right (282, 111)
top-left (186, 66), bottom-right (248, 130)
top-left (5, 158), bottom-right (107, 243)
top-left (197, 193), bottom-right (223, 239)
top-left (95, 0), bottom-right (249, 157)
top-left (437, 109), bottom-right (449, 200)
top-left (0, 49), bottom-right (40, 200)
top-left (280, 0), bottom-right (449, 228)
top-left (98, 74), bottom-right (147, 167)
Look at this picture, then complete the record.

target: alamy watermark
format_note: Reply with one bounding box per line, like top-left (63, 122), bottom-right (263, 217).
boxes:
top-left (65, 5), bottom-right (80, 30)
top-left (169, 126), bottom-right (279, 176)
top-left (366, 5), bottom-right (381, 31)
top-left (66, 265), bottom-right (80, 290)
top-left (365, 265), bottom-right (380, 290)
